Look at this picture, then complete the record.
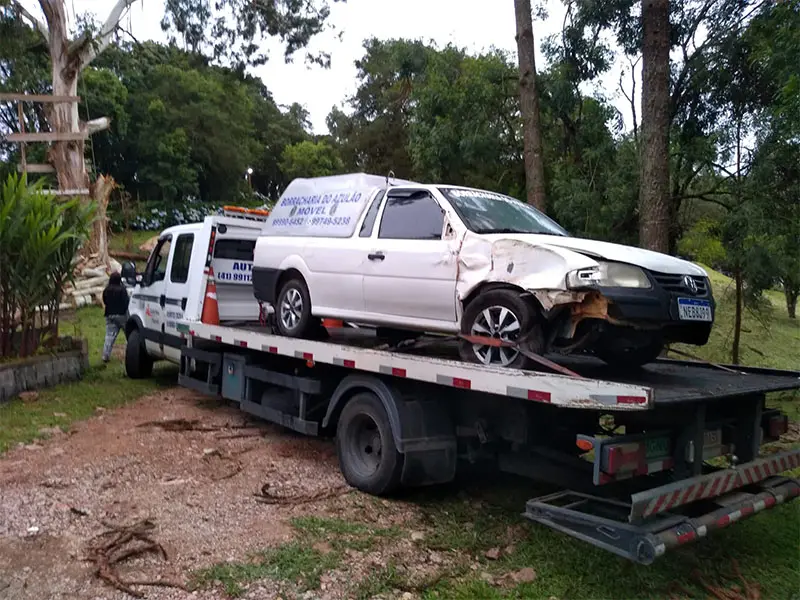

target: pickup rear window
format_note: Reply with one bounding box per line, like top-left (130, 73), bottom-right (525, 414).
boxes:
top-left (214, 239), bottom-right (255, 261)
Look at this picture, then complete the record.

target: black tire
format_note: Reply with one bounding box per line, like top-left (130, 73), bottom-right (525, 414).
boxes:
top-left (336, 392), bottom-right (403, 496)
top-left (275, 277), bottom-right (314, 338)
top-left (458, 289), bottom-right (543, 369)
top-left (595, 334), bottom-right (664, 369)
top-left (125, 329), bottom-right (153, 379)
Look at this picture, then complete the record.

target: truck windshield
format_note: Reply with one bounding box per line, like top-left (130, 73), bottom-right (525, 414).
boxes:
top-left (439, 187), bottom-right (569, 236)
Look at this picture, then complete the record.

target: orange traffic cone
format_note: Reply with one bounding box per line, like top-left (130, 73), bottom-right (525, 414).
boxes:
top-left (201, 266), bottom-right (220, 325)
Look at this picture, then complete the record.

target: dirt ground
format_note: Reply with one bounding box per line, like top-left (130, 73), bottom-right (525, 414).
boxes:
top-left (0, 388), bottom-right (434, 600)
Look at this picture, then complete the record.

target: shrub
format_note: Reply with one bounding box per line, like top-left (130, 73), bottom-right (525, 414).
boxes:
top-left (0, 174), bottom-right (94, 358)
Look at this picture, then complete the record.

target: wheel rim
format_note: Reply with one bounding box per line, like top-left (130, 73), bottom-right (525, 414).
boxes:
top-left (279, 287), bottom-right (303, 330)
top-left (470, 305), bottom-right (522, 366)
top-left (344, 413), bottom-right (383, 478)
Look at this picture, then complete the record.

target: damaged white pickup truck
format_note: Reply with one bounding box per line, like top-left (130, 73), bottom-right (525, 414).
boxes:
top-left (253, 173), bottom-right (715, 369)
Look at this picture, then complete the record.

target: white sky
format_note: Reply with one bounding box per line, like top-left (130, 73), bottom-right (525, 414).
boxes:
top-left (19, 0), bottom-right (639, 134)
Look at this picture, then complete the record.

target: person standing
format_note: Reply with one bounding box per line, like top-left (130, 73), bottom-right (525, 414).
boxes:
top-left (101, 272), bottom-right (130, 363)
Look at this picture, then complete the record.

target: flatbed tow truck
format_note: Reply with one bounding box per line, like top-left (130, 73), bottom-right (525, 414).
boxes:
top-left (123, 208), bottom-right (800, 565)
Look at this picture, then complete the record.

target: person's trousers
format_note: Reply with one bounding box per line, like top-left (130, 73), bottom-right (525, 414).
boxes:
top-left (102, 314), bottom-right (127, 361)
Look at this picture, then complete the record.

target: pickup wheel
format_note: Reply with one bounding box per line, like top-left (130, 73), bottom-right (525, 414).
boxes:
top-left (125, 329), bottom-right (153, 379)
top-left (458, 289), bottom-right (543, 369)
top-left (336, 392), bottom-right (403, 496)
top-left (275, 277), bottom-right (314, 338)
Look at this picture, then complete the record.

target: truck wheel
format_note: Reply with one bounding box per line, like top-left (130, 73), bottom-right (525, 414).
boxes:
top-left (595, 335), bottom-right (664, 368)
top-left (458, 289), bottom-right (543, 369)
top-left (125, 329), bottom-right (153, 379)
top-left (275, 277), bottom-right (314, 338)
top-left (336, 392), bottom-right (403, 496)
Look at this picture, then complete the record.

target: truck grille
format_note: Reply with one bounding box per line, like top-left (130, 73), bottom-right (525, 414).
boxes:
top-left (652, 273), bottom-right (709, 296)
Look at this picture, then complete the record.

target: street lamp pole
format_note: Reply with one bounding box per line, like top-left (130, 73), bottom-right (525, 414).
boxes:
top-left (246, 167), bottom-right (253, 190)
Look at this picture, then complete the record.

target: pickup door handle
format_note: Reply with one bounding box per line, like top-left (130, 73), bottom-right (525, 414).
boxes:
top-left (367, 252), bottom-right (385, 261)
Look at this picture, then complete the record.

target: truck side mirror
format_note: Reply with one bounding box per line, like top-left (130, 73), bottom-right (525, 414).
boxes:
top-left (121, 261), bottom-right (137, 284)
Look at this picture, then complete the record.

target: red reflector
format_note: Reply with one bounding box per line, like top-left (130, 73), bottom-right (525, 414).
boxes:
top-left (769, 415), bottom-right (789, 438)
top-left (764, 496), bottom-right (777, 508)
top-left (677, 530), bottom-right (696, 544)
top-left (452, 377), bottom-right (471, 389)
top-left (268, 346), bottom-right (278, 353)
top-left (527, 390), bottom-right (551, 402)
top-left (238, 340), bottom-right (247, 348)
top-left (391, 368), bottom-right (407, 377)
top-left (189, 330), bottom-right (195, 336)
top-left (606, 443), bottom-right (646, 474)
top-left (212, 335), bottom-right (222, 342)
top-left (740, 505), bottom-right (754, 516)
top-left (717, 515), bottom-right (731, 528)
top-left (343, 359), bottom-right (356, 368)
top-left (302, 352), bottom-right (313, 361)
top-left (617, 396), bottom-right (647, 405)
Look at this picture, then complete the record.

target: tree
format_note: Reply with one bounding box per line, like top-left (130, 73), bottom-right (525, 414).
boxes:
top-left (638, 0), bottom-right (670, 253)
top-left (513, 0), bottom-right (547, 212)
top-left (9, 0), bottom-right (338, 260)
top-left (279, 140), bottom-right (343, 180)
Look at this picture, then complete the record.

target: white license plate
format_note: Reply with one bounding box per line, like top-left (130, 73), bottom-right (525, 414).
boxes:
top-left (677, 298), bottom-right (712, 321)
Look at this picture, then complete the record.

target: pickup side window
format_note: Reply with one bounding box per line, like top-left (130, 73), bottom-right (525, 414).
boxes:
top-left (170, 233), bottom-right (194, 284)
top-left (213, 239), bottom-right (255, 261)
top-left (378, 192), bottom-right (444, 240)
top-left (359, 190), bottom-right (386, 237)
top-left (145, 237), bottom-right (172, 285)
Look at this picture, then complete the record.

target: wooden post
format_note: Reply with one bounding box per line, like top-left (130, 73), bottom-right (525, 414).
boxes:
top-left (17, 102), bottom-right (27, 173)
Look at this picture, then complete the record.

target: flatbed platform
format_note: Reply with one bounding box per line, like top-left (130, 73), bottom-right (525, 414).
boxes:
top-left (180, 320), bottom-right (800, 409)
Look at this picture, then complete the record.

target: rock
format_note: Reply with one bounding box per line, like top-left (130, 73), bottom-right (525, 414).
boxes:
top-left (410, 531), bottom-right (425, 542)
top-left (479, 572), bottom-right (494, 584)
top-left (484, 547), bottom-right (500, 560)
top-left (312, 541), bottom-right (333, 555)
top-left (428, 551), bottom-right (443, 565)
top-left (509, 567), bottom-right (537, 583)
top-left (401, 593), bottom-right (415, 600)
top-left (53, 412), bottom-right (67, 418)
top-left (19, 391), bottom-right (38, 403)
top-left (23, 444), bottom-right (43, 451)
top-left (38, 426), bottom-right (63, 437)
top-left (26, 526), bottom-right (40, 535)
top-left (504, 544), bottom-right (516, 556)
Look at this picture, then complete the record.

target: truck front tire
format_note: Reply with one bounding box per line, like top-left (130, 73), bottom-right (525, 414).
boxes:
top-left (336, 392), bottom-right (403, 496)
top-left (125, 329), bottom-right (153, 379)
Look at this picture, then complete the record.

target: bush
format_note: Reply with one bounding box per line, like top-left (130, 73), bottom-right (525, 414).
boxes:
top-left (0, 174), bottom-right (94, 358)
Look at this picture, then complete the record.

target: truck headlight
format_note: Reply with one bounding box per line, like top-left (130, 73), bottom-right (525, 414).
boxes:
top-left (566, 262), bottom-right (651, 289)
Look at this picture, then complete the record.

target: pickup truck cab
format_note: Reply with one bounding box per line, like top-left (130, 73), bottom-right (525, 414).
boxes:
top-left (121, 208), bottom-right (266, 374)
top-left (252, 173), bottom-right (716, 369)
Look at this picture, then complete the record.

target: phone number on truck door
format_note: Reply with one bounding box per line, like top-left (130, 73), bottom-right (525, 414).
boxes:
top-left (217, 272), bottom-right (251, 282)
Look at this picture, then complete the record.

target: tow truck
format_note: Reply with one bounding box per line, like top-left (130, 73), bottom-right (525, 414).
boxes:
top-left (120, 206), bottom-right (800, 564)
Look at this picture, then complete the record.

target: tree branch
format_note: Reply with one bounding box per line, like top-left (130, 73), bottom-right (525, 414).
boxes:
top-left (77, 0), bottom-right (139, 69)
top-left (11, 1), bottom-right (49, 39)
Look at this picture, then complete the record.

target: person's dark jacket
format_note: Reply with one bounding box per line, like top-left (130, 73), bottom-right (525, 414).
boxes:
top-left (103, 273), bottom-right (130, 317)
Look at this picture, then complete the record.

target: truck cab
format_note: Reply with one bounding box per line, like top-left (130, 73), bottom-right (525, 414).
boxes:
top-left (124, 207), bottom-right (267, 368)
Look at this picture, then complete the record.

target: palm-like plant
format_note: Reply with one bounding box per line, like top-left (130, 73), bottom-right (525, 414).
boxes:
top-left (0, 174), bottom-right (95, 357)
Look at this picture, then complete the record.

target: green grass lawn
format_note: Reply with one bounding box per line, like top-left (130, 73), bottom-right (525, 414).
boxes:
top-left (0, 307), bottom-right (176, 453)
top-left (108, 229), bottom-right (160, 255)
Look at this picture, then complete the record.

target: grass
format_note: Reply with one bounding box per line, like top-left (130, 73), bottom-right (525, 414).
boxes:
top-left (193, 516), bottom-right (399, 597)
top-left (108, 229), bottom-right (159, 255)
top-left (0, 306), bottom-right (176, 453)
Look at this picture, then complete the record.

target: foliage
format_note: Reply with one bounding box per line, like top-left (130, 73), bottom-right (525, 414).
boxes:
top-left (279, 140), bottom-right (344, 180)
top-left (0, 174), bottom-right (94, 358)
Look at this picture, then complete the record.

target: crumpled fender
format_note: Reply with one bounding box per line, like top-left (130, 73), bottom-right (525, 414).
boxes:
top-left (456, 232), bottom-right (600, 311)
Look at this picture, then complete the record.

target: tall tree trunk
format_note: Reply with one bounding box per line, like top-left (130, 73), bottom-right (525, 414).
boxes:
top-left (639, 0), bottom-right (671, 253)
top-left (41, 0), bottom-right (88, 193)
top-left (732, 267), bottom-right (743, 365)
top-left (514, 0), bottom-right (547, 212)
top-left (786, 284), bottom-right (798, 319)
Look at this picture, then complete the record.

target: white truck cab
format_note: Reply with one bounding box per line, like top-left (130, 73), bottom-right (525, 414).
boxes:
top-left (122, 207), bottom-right (266, 372)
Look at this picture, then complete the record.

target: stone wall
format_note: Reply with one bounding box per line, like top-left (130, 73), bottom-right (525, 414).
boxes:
top-left (0, 340), bottom-right (89, 404)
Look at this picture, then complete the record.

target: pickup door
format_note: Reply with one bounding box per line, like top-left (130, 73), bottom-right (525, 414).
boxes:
top-left (362, 189), bottom-right (458, 323)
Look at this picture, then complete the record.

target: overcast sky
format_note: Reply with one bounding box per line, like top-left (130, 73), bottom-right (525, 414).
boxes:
top-left (19, 0), bottom-right (639, 134)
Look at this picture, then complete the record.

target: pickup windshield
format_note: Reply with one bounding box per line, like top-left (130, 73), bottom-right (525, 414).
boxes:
top-left (439, 187), bottom-right (569, 236)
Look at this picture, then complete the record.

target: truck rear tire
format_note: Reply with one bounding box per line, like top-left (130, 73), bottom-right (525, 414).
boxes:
top-left (336, 392), bottom-right (403, 496)
top-left (125, 329), bottom-right (153, 379)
